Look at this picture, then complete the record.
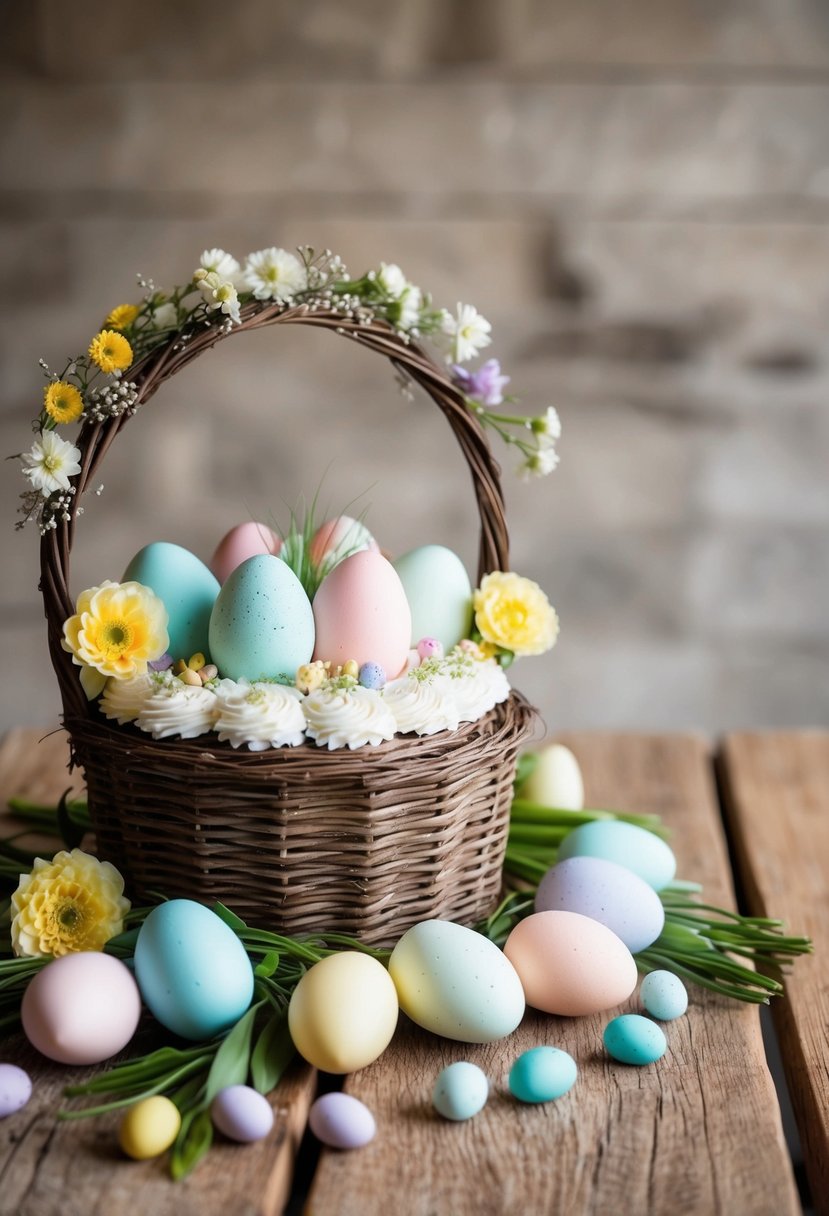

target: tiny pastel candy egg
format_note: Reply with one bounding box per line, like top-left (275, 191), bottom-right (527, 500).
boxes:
top-left (188, 652), bottom-right (206, 671)
top-left (0, 1064), bottom-right (32, 1117)
top-left (509, 1047), bottom-right (577, 1104)
top-left (119, 1095), bottom-right (182, 1160)
top-left (211, 1085), bottom-right (274, 1143)
top-left (288, 952), bottom-right (398, 1074)
top-left (432, 1061), bottom-right (488, 1121)
top-left (178, 666), bottom-right (202, 686)
top-left (640, 971), bottom-right (688, 1021)
top-left (22, 953), bottom-right (141, 1065)
top-left (199, 664), bottom-right (218, 683)
top-left (309, 1092), bottom-right (376, 1150)
top-left (417, 637), bottom-right (443, 661)
top-left (358, 662), bottom-right (386, 690)
top-left (558, 821), bottom-right (677, 891)
top-left (603, 1014), bottom-right (667, 1066)
top-left (341, 659), bottom-right (360, 678)
top-left (535, 856), bottom-right (665, 954)
top-left (520, 744), bottom-right (584, 811)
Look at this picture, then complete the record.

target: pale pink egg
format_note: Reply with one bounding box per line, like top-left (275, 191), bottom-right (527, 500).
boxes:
top-left (210, 522), bottom-right (282, 584)
top-left (313, 551), bottom-right (411, 679)
top-left (309, 516), bottom-right (378, 570)
top-left (503, 910), bottom-right (638, 1017)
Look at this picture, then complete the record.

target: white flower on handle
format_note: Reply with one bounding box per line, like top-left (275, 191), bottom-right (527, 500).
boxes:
top-left (194, 270), bottom-right (241, 324)
top-left (531, 406), bottom-right (562, 446)
top-left (243, 248), bottom-right (308, 302)
top-left (22, 432), bottom-right (82, 496)
top-left (519, 447), bottom-right (559, 481)
top-left (199, 248), bottom-right (244, 287)
top-left (441, 303), bottom-right (492, 363)
top-left (397, 284), bottom-right (423, 331)
top-left (377, 263), bottom-right (408, 298)
top-left (150, 301), bottom-right (178, 330)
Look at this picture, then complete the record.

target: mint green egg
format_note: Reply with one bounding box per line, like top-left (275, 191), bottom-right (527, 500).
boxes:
top-left (509, 1046), bottom-right (578, 1103)
top-left (432, 1062), bottom-right (489, 1121)
top-left (393, 545), bottom-right (473, 651)
top-left (123, 542), bottom-right (219, 662)
top-left (603, 1014), bottom-right (667, 1066)
top-left (557, 821), bottom-right (676, 891)
top-left (209, 555), bottom-right (314, 681)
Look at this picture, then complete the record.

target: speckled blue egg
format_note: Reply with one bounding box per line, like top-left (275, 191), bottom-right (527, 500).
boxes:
top-left (123, 542), bottom-right (219, 662)
top-left (134, 900), bottom-right (254, 1041)
top-left (358, 662), bottom-right (386, 690)
top-left (208, 554), bottom-right (314, 681)
top-left (557, 821), bottom-right (677, 891)
top-left (509, 1047), bottom-right (577, 1104)
top-left (640, 971), bottom-right (688, 1021)
top-left (603, 1014), bottom-right (667, 1065)
top-left (0, 1064), bottom-right (32, 1117)
top-left (211, 1085), bottom-right (274, 1142)
top-left (309, 1092), bottom-right (376, 1150)
top-left (432, 1061), bottom-right (489, 1121)
top-left (535, 856), bottom-right (665, 953)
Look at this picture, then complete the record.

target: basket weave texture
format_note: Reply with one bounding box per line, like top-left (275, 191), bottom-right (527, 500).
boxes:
top-left (40, 304), bottom-right (538, 944)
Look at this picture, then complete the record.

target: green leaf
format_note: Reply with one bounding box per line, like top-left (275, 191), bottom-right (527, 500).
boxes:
top-left (211, 901), bottom-right (247, 934)
top-left (170, 1108), bottom-right (213, 1180)
top-left (204, 1003), bottom-right (262, 1105)
top-left (250, 1011), bottom-right (296, 1094)
top-left (254, 950), bottom-right (280, 979)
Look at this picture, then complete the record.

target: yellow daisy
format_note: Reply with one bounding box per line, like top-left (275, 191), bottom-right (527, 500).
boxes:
top-left (105, 303), bottom-right (139, 330)
top-left (43, 381), bottom-right (84, 425)
top-left (88, 329), bottom-right (133, 374)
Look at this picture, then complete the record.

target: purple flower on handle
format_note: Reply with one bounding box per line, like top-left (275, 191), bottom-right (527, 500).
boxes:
top-left (452, 359), bottom-right (510, 407)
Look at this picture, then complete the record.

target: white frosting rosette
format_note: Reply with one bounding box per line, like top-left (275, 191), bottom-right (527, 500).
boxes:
top-left (383, 674), bottom-right (460, 736)
top-left (99, 672), bottom-right (159, 724)
top-left (304, 683), bottom-right (396, 750)
top-left (135, 679), bottom-right (217, 740)
top-left (431, 651), bottom-right (511, 723)
top-left (213, 680), bottom-right (306, 750)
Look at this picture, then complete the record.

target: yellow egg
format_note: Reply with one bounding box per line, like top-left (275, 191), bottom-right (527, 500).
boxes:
top-left (288, 952), bottom-right (398, 1074)
top-left (119, 1095), bottom-right (182, 1160)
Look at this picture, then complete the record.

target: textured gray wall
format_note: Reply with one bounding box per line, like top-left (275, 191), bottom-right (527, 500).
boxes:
top-left (2, 0), bottom-right (828, 733)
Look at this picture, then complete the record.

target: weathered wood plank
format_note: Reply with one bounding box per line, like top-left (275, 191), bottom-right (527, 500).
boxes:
top-left (719, 731), bottom-right (829, 1215)
top-left (0, 729), bottom-right (317, 1216)
top-left (308, 733), bottom-right (799, 1216)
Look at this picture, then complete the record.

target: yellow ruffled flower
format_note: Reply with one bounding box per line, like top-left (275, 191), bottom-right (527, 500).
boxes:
top-left (88, 329), bottom-right (133, 373)
top-left (473, 571), bottom-right (559, 657)
top-left (105, 303), bottom-right (140, 330)
top-left (43, 381), bottom-right (84, 425)
top-left (11, 848), bottom-right (130, 958)
top-left (62, 579), bottom-right (169, 699)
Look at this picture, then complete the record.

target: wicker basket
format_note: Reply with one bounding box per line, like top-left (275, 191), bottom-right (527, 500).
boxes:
top-left (40, 304), bottom-right (538, 945)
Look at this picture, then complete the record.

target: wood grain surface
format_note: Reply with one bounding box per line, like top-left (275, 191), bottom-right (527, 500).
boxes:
top-left (308, 734), bottom-right (799, 1216)
top-left (720, 731), bottom-right (829, 1216)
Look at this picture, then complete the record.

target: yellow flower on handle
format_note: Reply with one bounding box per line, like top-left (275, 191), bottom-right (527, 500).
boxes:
top-left (11, 848), bottom-right (130, 958)
top-left (62, 579), bottom-right (169, 699)
top-left (43, 381), bottom-right (84, 425)
top-left (473, 571), bottom-right (559, 657)
top-left (88, 329), bottom-right (133, 373)
top-left (105, 303), bottom-right (140, 330)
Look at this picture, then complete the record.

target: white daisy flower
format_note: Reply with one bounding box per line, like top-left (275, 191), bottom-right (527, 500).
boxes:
top-left (532, 406), bottom-right (562, 445)
top-left (397, 284), bottom-right (423, 330)
top-left (199, 248), bottom-right (243, 286)
top-left (441, 303), bottom-right (492, 363)
top-left (519, 447), bottom-right (560, 481)
top-left (22, 432), bottom-right (82, 496)
top-left (194, 270), bottom-right (241, 324)
top-left (243, 248), bottom-right (308, 302)
top-left (377, 262), bottom-right (408, 298)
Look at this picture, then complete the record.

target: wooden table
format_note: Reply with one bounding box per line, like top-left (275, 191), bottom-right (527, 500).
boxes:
top-left (0, 728), bottom-right (826, 1216)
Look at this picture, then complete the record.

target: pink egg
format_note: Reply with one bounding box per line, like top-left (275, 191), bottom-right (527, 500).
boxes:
top-left (503, 911), bottom-right (638, 1017)
top-left (210, 522), bottom-right (282, 584)
top-left (22, 952), bottom-right (142, 1065)
top-left (313, 551), bottom-right (411, 679)
top-left (309, 516), bottom-right (378, 570)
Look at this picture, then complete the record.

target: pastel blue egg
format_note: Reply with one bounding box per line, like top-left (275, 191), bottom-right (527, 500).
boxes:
top-left (535, 856), bottom-right (665, 953)
top-left (393, 545), bottom-right (473, 652)
top-left (134, 900), bottom-right (254, 1040)
top-left (209, 555), bottom-right (314, 681)
top-left (603, 1014), bottom-right (667, 1066)
top-left (358, 662), bottom-right (386, 690)
top-left (432, 1062), bottom-right (489, 1121)
top-left (123, 542), bottom-right (220, 662)
top-left (557, 821), bottom-right (676, 891)
top-left (640, 971), bottom-right (688, 1021)
top-left (509, 1046), bottom-right (577, 1104)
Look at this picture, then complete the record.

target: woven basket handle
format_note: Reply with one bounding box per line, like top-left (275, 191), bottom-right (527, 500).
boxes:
top-left (40, 305), bottom-right (510, 721)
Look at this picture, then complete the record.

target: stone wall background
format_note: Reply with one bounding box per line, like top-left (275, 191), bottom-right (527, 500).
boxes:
top-left (1, 0), bottom-right (828, 733)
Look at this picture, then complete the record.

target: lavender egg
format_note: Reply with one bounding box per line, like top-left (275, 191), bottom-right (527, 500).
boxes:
top-left (211, 1085), bottom-right (274, 1143)
top-left (535, 856), bottom-right (665, 954)
top-left (0, 1064), bottom-right (32, 1117)
top-left (309, 1092), bottom-right (376, 1150)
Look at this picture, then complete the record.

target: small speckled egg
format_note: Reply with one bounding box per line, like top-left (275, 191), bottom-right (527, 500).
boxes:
top-left (432, 1061), bottom-right (488, 1121)
top-left (123, 541), bottom-right (220, 662)
top-left (640, 971), bottom-right (688, 1021)
top-left (209, 554), bottom-right (315, 681)
top-left (393, 545), bottom-right (473, 652)
top-left (309, 1092), bottom-right (376, 1150)
top-left (535, 856), bottom-right (665, 953)
top-left (604, 1014), bottom-right (667, 1065)
top-left (503, 911), bottom-right (637, 1017)
top-left (210, 521), bottom-right (282, 584)
top-left (417, 637), bottom-right (444, 661)
top-left (557, 821), bottom-right (677, 891)
top-left (22, 952), bottom-right (141, 1065)
top-left (509, 1047), bottom-right (578, 1104)
top-left (211, 1085), bottom-right (274, 1142)
top-left (389, 920), bottom-right (525, 1044)
top-left (358, 662), bottom-right (386, 689)
top-left (119, 1096), bottom-right (182, 1160)
top-left (288, 952), bottom-right (398, 1074)
top-left (519, 744), bottom-right (584, 811)
top-left (0, 1064), bottom-right (32, 1117)
top-left (134, 900), bottom-right (254, 1041)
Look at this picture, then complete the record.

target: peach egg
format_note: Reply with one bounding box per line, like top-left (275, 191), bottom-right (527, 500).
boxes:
top-left (210, 521), bottom-right (282, 584)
